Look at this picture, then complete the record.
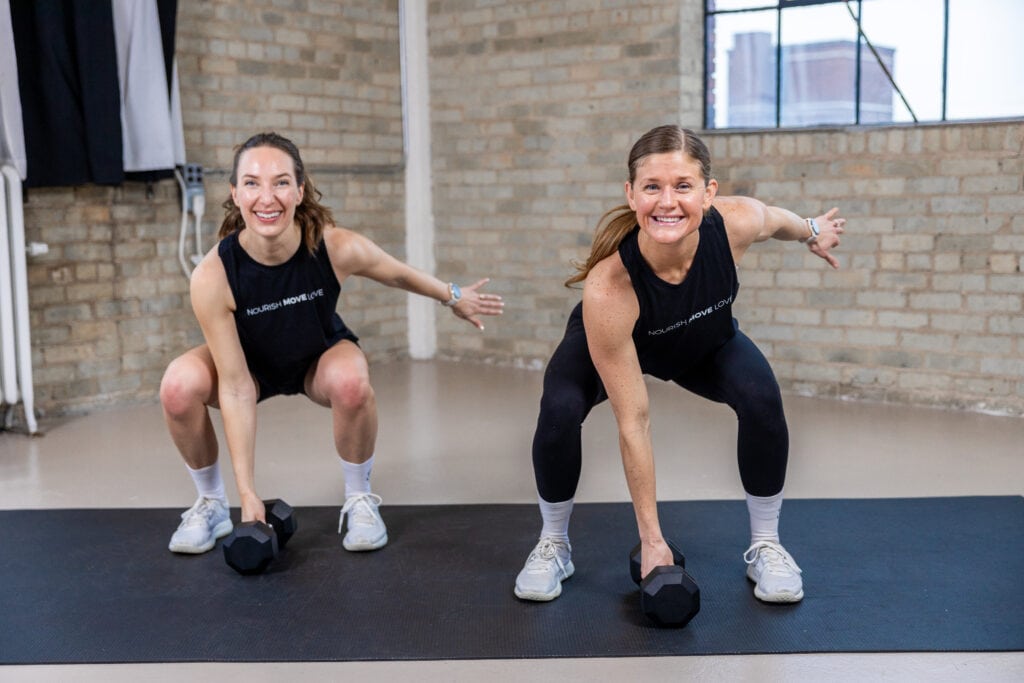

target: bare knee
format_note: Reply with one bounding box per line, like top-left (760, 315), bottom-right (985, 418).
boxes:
top-left (160, 355), bottom-right (214, 418)
top-left (323, 368), bottom-right (374, 412)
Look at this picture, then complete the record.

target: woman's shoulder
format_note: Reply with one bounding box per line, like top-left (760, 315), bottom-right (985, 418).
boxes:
top-left (323, 224), bottom-right (359, 248)
top-left (585, 251), bottom-right (632, 300)
top-left (582, 252), bottom-right (639, 340)
top-left (590, 247), bottom-right (627, 276)
top-left (711, 195), bottom-right (762, 224)
top-left (322, 224), bottom-right (386, 276)
top-left (189, 247), bottom-right (232, 312)
top-left (192, 245), bottom-right (228, 282)
top-left (710, 196), bottom-right (765, 245)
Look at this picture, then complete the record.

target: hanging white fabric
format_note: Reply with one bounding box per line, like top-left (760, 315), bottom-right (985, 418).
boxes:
top-left (111, 0), bottom-right (185, 172)
top-left (0, 0), bottom-right (27, 180)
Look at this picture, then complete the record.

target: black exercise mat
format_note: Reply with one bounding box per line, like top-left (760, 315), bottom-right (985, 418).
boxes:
top-left (1, 496), bottom-right (1021, 664)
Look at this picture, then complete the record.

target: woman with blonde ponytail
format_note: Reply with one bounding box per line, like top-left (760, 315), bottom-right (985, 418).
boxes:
top-left (514, 124), bottom-right (847, 610)
top-left (160, 132), bottom-right (504, 560)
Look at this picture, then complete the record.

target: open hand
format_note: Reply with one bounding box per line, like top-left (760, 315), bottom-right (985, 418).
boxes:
top-left (809, 207), bottom-right (846, 269)
top-left (451, 278), bottom-right (504, 330)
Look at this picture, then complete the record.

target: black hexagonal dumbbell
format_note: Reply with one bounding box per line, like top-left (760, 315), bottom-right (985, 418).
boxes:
top-left (629, 540), bottom-right (700, 628)
top-left (263, 498), bottom-right (297, 547)
top-left (640, 565), bottom-right (700, 627)
top-left (223, 499), bottom-right (297, 575)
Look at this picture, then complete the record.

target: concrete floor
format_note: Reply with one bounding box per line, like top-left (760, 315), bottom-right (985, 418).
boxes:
top-left (1, 359), bottom-right (1021, 681)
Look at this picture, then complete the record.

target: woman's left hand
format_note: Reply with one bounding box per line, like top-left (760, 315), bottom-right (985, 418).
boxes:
top-left (452, 278), bottom-right (504, 330)
top-left (809, 207), bottom-right (846, 269)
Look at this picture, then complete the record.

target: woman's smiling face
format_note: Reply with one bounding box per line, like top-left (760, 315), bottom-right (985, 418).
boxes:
top-left (625, 150), bottom-right (717, 245)
top-left (230, 145), bottom-right (304, 239)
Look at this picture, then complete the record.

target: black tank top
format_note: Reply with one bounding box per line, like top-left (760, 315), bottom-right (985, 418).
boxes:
top-left (616, 206), bottom-right (739, 380)
top-left (218, 231), bottom-right (355, 395)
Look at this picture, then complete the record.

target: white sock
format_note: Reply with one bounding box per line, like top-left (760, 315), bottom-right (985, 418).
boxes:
top-left (538, 496), bottom-right (574, 544)
top-left (187, 462), bottom-right (226, 502)
top-left (746, 491), bottom-right (783, 544)
top-left (341, 455), bottom-right (374, 499)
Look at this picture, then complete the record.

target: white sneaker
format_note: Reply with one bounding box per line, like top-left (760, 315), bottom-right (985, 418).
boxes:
top-left (744, 540), bottom-right (804, 603)
top-left (514, 537), bottom-right (574, 601)
top-left (338, 493), bottom-right (388, 551)
top-left (168, 497), bottom-right (233, 554)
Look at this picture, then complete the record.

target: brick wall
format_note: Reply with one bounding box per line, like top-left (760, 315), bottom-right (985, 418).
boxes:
top-left (427, 0), bottom-right (1023, 416)
top-left (16, 0), bottom-right (1024, 420)
top-left (21, 0), bottom-right (404, 418)
top-left (710, 123), bottom-right (1024, 415)
top-left (429, 0), bottom-right (699, 363)
top-left (25, 182), bottom-right (192, 413)
top-left (175, 0), bottom-right (408, 361)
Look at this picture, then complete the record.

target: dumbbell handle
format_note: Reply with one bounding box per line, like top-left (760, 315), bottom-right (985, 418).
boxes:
top-left (630, 539), bottom-right (686, 585)
top-left (239, 499), bottom-right (296, 542)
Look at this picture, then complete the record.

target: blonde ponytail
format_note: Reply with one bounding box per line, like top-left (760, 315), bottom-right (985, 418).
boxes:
top-left (564, 205), bottom-right (636, 287)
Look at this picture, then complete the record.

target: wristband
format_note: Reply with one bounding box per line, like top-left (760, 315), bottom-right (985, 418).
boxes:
top-left (799, 217), bottom-right (820, 244)
top-left (442, 282), bottom-right (462, 307)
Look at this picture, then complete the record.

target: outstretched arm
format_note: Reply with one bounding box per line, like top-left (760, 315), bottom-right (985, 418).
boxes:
top-left (713, 196), bottom-right (846, 268)
top-left (325, 227), bottom-right (504, 330)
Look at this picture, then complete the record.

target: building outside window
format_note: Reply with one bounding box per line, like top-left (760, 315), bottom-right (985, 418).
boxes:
top-left (705, 0), bottom-right (1024, 129)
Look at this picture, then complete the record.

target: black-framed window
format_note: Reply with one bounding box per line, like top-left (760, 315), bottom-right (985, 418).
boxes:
top-left (705, 0), bottom-right (1024, 129)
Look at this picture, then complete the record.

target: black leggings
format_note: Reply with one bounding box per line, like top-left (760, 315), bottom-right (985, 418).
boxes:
top-left (531, 321), bottom-right (789, 502)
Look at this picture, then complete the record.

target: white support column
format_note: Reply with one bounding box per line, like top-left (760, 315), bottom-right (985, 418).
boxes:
top-left (400, 0), bottom-right (437, 359)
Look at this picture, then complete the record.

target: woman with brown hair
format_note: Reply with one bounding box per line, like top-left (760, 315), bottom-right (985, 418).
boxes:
top-left (161, 132), bottom-right (503, 557)
top-left (514, 124), bottom-right (844, 605)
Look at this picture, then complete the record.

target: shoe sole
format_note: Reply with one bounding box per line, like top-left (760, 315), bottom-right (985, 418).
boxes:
top-left (514, 585), bottom-right (562, 601)
top-left (747, 569), bottom-right (804, 603)
top-left (343, 532), bottom-right (388, 552)
top-left (753, 586), bottom-right (804, 603)
top-left (168, 519), bottom-right (234, 554)
top-left (514, 562), bottom-right (575, 602)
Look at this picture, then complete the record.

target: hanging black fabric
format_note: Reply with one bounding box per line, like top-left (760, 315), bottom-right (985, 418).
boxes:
top-left (156, 0), bottom-right (178, 101)
top-left (11, 0), bottom-right (125, 188)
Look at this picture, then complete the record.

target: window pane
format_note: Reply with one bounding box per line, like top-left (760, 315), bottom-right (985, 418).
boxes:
top-left (781, 0), bottom-right (847, 6)
top-left (779, 3), bottom-right (860, 126)
top-left (710, 0), bottom-right (778, 10)
top-left (947, 0), bottom-right (1024, 120)
top-left (706, 10), bottom-right (778, 128)
top-left (859, 0), bottom-right (944, 123)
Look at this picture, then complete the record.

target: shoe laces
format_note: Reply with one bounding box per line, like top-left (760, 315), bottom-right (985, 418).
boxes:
top-left (180, 497), bottom-right (222, 527)
top-left (338, 492), bottom-right (383, 533)
top-left (524, 538), bottom-right (569, 575)
top-left (743, 540), bottom-right (802, 575)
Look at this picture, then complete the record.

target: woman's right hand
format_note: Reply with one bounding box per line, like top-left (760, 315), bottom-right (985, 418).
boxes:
top-left (239, 491), bottom-right (265, 524)
top-left (639, 537), bottom-right (675, 580)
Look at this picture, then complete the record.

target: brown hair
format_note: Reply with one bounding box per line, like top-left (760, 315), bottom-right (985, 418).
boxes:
top-left (565, 125), bottom-right (713, 287)
top-left (218, 132), bottom-right (335, 253)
